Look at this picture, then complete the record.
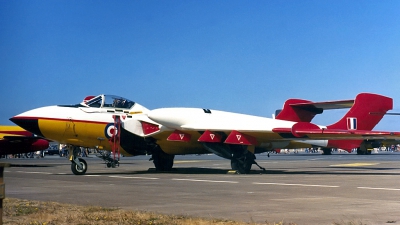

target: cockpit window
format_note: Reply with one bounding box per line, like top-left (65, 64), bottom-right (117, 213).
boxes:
top-left (103, 95), bottom-right (135, 109)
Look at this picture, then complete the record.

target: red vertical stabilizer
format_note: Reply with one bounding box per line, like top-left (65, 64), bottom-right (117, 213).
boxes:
top-left (327, 93), bottom-right (393, 151)
top-left (327, 93), bottom-right (392, 130)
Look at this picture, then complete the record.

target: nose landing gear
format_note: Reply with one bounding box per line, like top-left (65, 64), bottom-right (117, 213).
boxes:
top-left (71, 157), bottom-right (88, 175)
top-left (68, 145), bottom-right (88, 175)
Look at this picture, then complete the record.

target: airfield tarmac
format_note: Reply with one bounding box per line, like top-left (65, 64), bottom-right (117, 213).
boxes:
top-left (2, 152), bottom-right (400, 225)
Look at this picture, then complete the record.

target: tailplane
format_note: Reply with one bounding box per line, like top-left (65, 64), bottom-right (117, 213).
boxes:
top-left (275, 99), bottom-right (321, 122)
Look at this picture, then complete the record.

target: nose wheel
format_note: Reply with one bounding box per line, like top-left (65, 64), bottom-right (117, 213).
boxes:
top-left (71, 158), bottom-right (88, 175)
top-left (68, 145), bottom-right (88, 175)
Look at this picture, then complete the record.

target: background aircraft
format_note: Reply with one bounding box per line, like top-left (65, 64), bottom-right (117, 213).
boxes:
top-left (0, 125), bottom-right (49, 155)
top-left (10, 93), bottom-right (398, 175)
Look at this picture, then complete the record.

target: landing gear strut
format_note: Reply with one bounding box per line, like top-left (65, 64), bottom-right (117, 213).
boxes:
top-left (68, 145), bottom-right (87, 175)
top-left (97, 151), bottom-right (120, 168)
top-left (230, 149), bottom-right (256, 174)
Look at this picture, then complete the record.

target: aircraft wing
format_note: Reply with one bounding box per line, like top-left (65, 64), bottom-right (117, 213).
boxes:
top-left (180, 124), bottom-right (400, 144)
top-left (0, 126), bottom-right (49, 155)
top-left (0, 135), bottom-right (50, 155)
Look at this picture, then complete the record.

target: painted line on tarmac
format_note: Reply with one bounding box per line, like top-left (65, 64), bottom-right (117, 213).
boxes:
top-left (16, 171), bottom-right (52, 175)
top-left (330, 163), bottom-right (379, 167)
top-left (253, 182), bottom-right (339, 188)
top-left (172, 178), bottom-right (238, 184)
top-left (109, 175), bottom-right (159, 180)
top-left (357, 187), bottom-right (400, 191)
top-left (174, 160), bottom-right (207, 164)
top-left (308, 158), bottom-right (324, 161)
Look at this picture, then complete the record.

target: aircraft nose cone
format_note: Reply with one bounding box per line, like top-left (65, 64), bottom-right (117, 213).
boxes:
top-left (9, 117), bottom-right (44, 137)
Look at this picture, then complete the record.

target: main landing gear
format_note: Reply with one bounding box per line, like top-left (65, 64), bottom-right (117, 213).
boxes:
top-left (231, 151), bottom-right (254, 174)
top-left (230, 146), bottom-right (265, 174)
top-left (68, 145), bottom-right (88, 175)
top-left (151, 147), bottom-right (174, 171)
top-left (97, 151), bottom-right (120, 168)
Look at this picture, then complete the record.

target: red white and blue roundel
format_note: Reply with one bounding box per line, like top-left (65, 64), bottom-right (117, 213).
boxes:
top-left (347, 117), bottom-right (357, 130)
top-left (105, 123), bottom-right (118, 139)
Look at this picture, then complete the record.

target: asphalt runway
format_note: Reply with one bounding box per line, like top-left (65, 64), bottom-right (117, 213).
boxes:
top-left (2, 152), bottom-right (400, 225)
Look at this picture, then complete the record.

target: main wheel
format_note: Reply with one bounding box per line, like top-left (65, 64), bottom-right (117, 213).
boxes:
top-left (231, 152), bottom-right (255, 174)
top-left (321, 148), bottom-right (332, 155)
top-left (71, 158), bottom-right (87, 175)
top-left (152, 148), bottom-right (174, 171)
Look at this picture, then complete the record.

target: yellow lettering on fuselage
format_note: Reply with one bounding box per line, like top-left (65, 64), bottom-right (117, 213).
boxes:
top-left (38, 118), bottom-right (132, 156)
top-left (38, 119), bottom-right (109, 148)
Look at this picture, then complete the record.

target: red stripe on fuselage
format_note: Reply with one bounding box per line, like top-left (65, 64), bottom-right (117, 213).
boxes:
top-left (0, 130), bottom-right (32, 136)
top-left (13, 116), bottom-right (109, 125)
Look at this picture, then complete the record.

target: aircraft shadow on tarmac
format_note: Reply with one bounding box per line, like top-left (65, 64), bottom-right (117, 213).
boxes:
top-left (9, 164), bottom-right (53, 168)
top-left (52, 166), bottom-right (400, 176)
top-left (5, 160), bottom-right (400, 176)
top-left (261, 168), bottom-right (400, 176)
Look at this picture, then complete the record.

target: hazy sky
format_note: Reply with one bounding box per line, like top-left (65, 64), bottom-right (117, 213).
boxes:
top-left (1, 0), bottom-right (400, 130)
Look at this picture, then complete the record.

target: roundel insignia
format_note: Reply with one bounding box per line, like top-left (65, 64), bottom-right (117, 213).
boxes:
top-left (105, 123), bottom-right (118, 139)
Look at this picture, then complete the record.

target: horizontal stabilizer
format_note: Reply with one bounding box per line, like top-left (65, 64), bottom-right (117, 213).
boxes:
top-left (289, 99), bottom-right (354, 110)
top-left (276, 98), bottom-right (354, 122)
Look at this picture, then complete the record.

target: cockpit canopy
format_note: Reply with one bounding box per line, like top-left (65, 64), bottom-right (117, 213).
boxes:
top-left (80, 95), bottom-right (135, 109)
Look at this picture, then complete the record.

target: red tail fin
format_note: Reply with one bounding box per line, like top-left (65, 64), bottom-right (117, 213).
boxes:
top-left (326, 93), bottom-right (392, 151)
top-left (327, 93), bottom-right (392, 130)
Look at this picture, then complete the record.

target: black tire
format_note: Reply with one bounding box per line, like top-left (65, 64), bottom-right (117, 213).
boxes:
top-left (322, 148), bottom-right (332, 155)
top-left (71, 158), bottom-right (87, 175)
top-left (152, 148), bottom-right (174, 171)
top-left (356, 147), bottom-right (367, 155)
top-left (231, 152), bottom-right (255, 174)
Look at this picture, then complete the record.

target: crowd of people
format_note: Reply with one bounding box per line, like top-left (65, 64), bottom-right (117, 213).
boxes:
top-left (2, 144), bottom-right (97, 159)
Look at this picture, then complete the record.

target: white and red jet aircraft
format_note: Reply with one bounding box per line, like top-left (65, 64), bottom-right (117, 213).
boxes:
top-left (143, 93), bottom-right (399, 173)
top-left (10, 93), bottom-right (400, 175)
